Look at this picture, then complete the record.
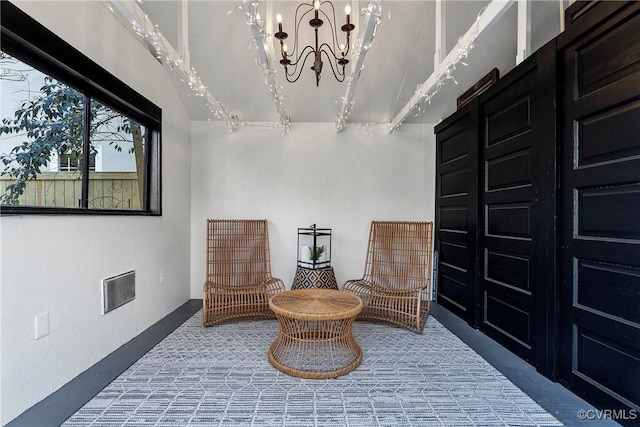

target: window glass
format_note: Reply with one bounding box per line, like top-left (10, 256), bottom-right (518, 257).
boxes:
top-left (58, 153), bottom-right (96, 172)
top-left (88, 99), bottom-right (146, 210)
top-left (1, 53), bottom-right (84, 207)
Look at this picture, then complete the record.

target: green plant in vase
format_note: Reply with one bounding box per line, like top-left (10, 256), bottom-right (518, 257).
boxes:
top-left (308, 245), bottom-right (326, 262)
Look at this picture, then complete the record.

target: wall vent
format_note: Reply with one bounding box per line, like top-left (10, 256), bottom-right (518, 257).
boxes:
top-left (102, 271), bottom-right (135, 314)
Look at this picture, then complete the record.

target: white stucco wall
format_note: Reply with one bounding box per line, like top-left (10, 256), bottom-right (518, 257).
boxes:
top-left (1, 2), bottom-right (438, 423)
top-left (190, 122), bottom-right (436, 297)
top-left (0, 2), bottom-right (192, 424)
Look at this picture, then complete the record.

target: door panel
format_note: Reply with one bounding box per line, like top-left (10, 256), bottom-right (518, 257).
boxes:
top-left (480, 66), bottom-right (536, 362)
top-left (577, 260), bottom-right (640, 324)
top-left (485, 203), bottom-right (532, 238)
top-left (434, 41), bottom-right (557, 377)
top-left (486, 149), bottom-right (531, 190)
top-left (485, 249), bottom-right (531, 293)
top-left (440, 168), bottom-right (469, 197)
top-left (486, 98), bottom-right (532, 144)
top-left (560, 2), bottom-right (640, 418)
top-left (434, 103), bottom-right (479, 325)
top-left (578, 100), bottom-right (640, 166)
top-left (478, 42), bottom-right (557, 369)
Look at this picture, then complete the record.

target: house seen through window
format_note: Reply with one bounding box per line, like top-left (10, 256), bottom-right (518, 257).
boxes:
top-left (57, 153), bottom-right (96, 172)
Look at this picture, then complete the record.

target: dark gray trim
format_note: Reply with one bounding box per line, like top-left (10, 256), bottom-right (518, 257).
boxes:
top-left (6, 300), bottom-right (201, 427)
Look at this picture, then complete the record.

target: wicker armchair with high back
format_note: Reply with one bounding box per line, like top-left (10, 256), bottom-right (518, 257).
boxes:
top-left (342, 221), bottom-right (434, 333)
top-left (203, 219), bottom-right (286, 327)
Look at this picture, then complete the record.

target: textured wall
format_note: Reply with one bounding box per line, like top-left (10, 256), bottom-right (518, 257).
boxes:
top-left (190, 122), bottom-right (436, 297)
top-left (0, 1), bottom-right (192, 423)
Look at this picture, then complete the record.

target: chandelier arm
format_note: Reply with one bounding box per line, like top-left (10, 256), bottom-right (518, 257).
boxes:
top-left (285, 49), bottom-right (317, 83)
top-left (318, 42), bottom-right (344, 61)
top-left (318, 1), bottom-right (342, 57)
top-left (276, 0), bottom-right (355, 86)
top-left (287, 45), bottom-right (316, 71)
top-left (320, 48), bottom-right (346, 82)
top-left (344, 32), bottom-right (352, 56)
top-left (289, 3), bottom-right (314, 58)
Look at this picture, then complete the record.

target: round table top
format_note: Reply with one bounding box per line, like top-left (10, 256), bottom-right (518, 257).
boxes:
top-left (269, 289), bottom-right (363, 321)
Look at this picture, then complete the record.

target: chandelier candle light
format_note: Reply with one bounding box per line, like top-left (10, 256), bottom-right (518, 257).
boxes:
top-left (274, 1), bottom-right (354, 86)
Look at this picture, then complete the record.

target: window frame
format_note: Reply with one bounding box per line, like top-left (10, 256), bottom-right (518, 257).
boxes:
top-left (0, 1), bottom-right (162, 215)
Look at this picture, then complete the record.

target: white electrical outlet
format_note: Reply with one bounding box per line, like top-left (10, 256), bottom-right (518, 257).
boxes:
top-left (160, 270), bottom-right (166, 284)
top-left (35, 312), bottom-right (49, 340)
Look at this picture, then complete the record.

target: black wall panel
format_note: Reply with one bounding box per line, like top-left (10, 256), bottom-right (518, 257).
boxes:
top-left (434, 41), bottom-right (557, 375)
top-left (434, 3), bottom-right (640, 417)
top-left (477, 41), bottom-right (557, 369)
top-left (559, 2), bottom-right (640, 419)
top-left (434, 104), bottom-right (479, 324)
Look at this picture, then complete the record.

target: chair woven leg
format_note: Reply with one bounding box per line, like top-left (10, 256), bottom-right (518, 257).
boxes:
top-left (341, 221), bottom-right (434, 334)
top-left (202, 219), bottom-right (285, 327)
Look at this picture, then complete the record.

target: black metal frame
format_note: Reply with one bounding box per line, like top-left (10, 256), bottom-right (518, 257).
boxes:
top-left (0, 1), bottom-right (162, 216)
top-left (274, 1), bottom-right (353, 86)
top-left (297, 225), bottom-right (332, 269)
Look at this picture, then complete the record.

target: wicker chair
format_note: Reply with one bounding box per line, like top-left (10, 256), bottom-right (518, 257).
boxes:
top-left (342, 221), bottom-right (434, 333)
top-left (203, 219), bottom-right (285, 327)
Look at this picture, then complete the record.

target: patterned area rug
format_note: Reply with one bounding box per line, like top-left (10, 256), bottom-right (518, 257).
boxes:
top-left (64, 312), bottom-right (562, 426)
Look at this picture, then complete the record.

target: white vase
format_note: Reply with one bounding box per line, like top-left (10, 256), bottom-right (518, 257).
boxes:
top-left (299, 245), bottom-right (311, 263)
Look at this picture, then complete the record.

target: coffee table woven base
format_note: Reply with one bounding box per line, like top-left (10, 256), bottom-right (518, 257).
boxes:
top-left (268, 289), bottom-right (363, 379)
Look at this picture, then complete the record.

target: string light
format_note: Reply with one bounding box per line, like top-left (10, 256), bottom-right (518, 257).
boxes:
top-left (238, 1), bottom-right (290, 134)
top-left (108, 0), bottom-right (481, 136)
top-left (106, 0), bottom-right (237, 132)
top-left (335, 0), bottom-right (383, 132)
top-left (387, 7), bottom-right (485, 133)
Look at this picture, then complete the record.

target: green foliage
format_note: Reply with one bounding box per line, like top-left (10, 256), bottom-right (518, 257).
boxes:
top-left (1, 77), bottom-right (84, 204)
top-left (308, 245), bottom-right (326, 261)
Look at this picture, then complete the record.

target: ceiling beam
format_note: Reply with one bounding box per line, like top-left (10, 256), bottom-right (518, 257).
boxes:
top-left (516, 0), bottom-right (531, 65)
top-left (434, 0), bottom-right (446, 71)
top-left (336, 0), bottom-right (383, 132)
top-left (106, 0), bottom-right (237, 129)
top-left (177, 0), bottom-right (190, 68)
top-left (387, 0), bottom-right (516, 133)
top-left (241, 0), bottom-right (290, 132)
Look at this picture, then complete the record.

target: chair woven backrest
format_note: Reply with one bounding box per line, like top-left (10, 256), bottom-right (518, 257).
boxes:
top-left (363, 221), bottom-right (433, 290)
top-left (206, 219), bottom-right (273, 286)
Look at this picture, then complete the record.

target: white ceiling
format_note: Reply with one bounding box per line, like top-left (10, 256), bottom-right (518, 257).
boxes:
top-left (137, 0), bottom-right (564, 128)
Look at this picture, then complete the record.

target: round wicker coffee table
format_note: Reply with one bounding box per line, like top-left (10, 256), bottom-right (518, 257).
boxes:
top-left (268, 289), bottom-right (363, 379)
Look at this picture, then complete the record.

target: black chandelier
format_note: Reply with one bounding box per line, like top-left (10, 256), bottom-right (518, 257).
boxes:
top-left (274, 1), bottom-right (355, 86)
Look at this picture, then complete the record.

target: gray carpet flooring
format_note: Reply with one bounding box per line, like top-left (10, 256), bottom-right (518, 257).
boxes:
top-left (63, 312), bottom-right (563, 426)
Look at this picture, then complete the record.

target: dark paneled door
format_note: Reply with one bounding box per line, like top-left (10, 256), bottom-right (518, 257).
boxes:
top-left (434, 102), bottom-right (480, 326)
top-left (560, 3), bottom-right (640, 416)
top-left (478, 43), bottom-right (557, 373)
